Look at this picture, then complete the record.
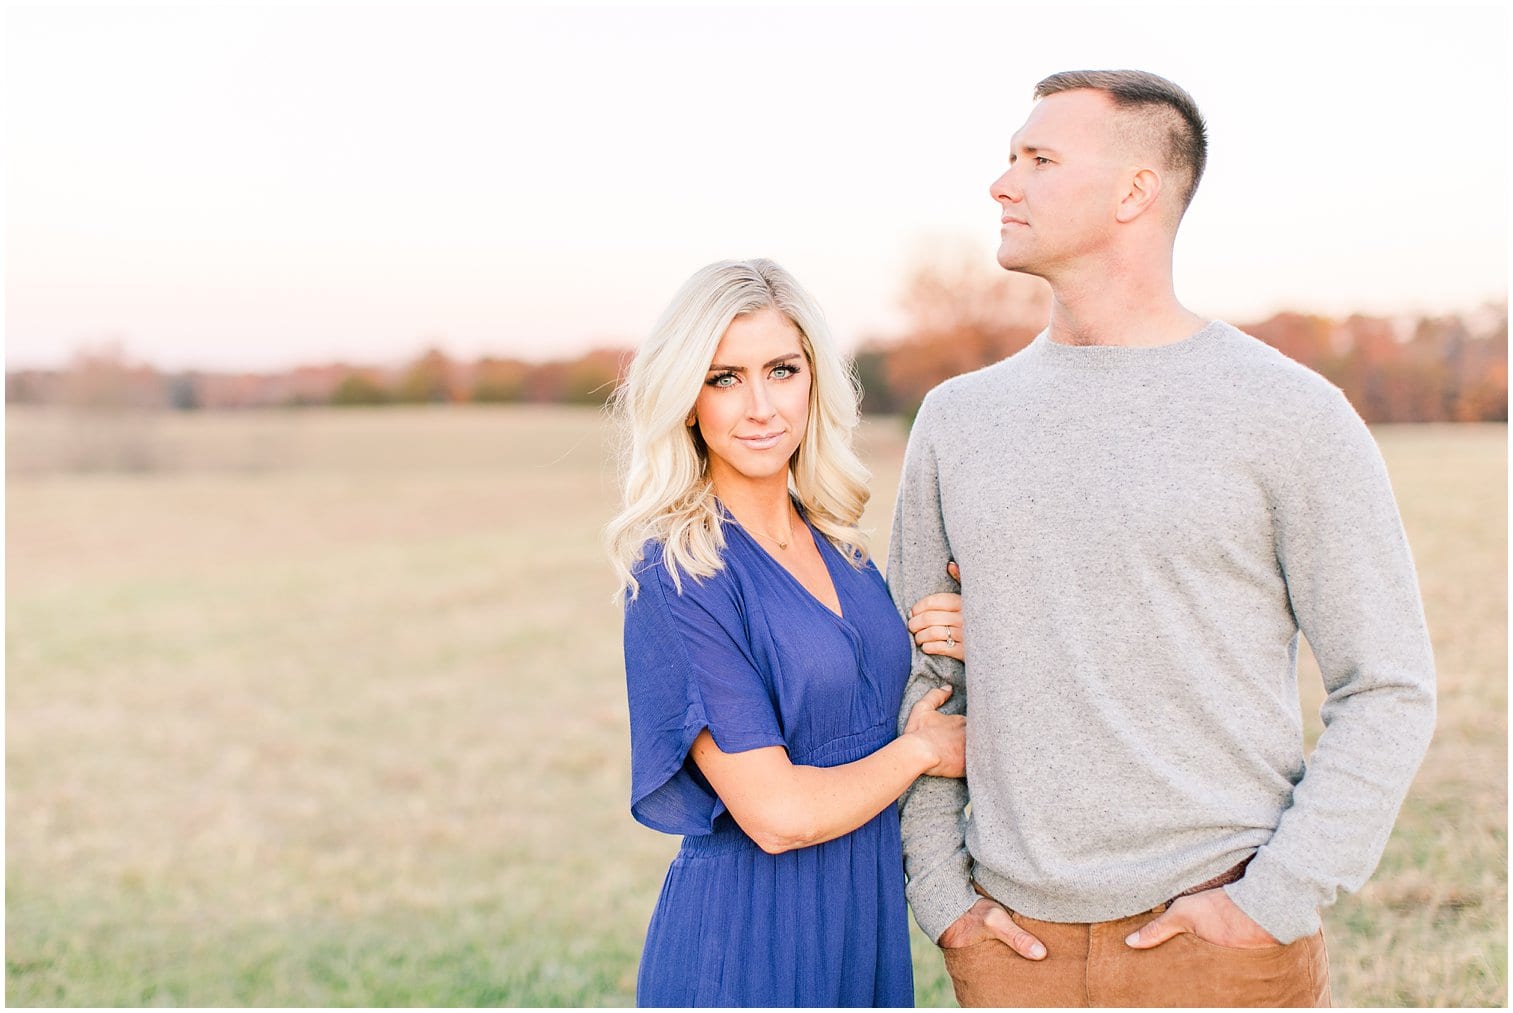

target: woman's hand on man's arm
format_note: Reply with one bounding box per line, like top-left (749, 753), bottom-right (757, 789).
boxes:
top-left (689, 685), bottom-right (964, 855)
top-left (910, 560), bottom-right (966, 662)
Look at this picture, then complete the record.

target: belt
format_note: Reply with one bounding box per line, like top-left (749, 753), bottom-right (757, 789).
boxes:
top-left (970, 855), bottom-right (1255, 917)
top-left (1172, 855), bottom-right (1253, 901)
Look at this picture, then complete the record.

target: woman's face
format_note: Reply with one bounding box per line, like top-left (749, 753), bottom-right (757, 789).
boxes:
top-left (692, 307), bottom-right (812, 494)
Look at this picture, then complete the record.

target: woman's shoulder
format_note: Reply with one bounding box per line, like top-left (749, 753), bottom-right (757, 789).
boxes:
top-left (628, 534), bottom-right (747, 616)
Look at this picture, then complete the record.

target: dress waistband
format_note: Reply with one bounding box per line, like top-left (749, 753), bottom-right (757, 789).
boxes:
top-left (788, 719), bottom-right (895, 766)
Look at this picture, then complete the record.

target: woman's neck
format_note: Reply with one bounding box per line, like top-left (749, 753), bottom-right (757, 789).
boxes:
top-left (711, 473), bottom-right (797, 544)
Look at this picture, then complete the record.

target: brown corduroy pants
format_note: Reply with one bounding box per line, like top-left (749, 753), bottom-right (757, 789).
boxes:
top-left (942, 885), bottom-right (1331, 1008)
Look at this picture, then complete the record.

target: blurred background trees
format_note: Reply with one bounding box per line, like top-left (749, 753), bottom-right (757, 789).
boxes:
top-left (855, 253), bottom-right (1050, 417)
top-left (8, 266), bottom-right (1505, 424)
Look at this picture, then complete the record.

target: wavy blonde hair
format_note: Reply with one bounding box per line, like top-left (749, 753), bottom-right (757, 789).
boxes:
top-left (605, 258), bottom-right (871, 599)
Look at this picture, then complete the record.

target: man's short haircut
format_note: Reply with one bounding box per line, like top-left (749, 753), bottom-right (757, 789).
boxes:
top-left (1034, 69), bottom-right (1208, 212)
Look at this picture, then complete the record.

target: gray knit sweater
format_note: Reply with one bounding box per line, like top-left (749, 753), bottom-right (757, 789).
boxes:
top-left (888, 320), bottom-right (1436, 945)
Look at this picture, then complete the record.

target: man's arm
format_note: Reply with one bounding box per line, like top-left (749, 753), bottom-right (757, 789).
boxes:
top-left (1225, 389), bottom-right (1437, 943)
top-left (888, 395), bottom-right (980, 942)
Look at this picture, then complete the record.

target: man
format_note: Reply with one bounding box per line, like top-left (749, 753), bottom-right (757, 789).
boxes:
top-left (888, 70), bottom-right (1436, 1007)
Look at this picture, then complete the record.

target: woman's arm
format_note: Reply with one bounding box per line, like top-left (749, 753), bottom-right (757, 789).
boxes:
top-left (689, 685), bottom-right (964, 855)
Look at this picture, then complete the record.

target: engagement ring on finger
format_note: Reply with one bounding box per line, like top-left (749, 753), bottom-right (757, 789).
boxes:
top-left (946, 631), bottom-right (956, 649)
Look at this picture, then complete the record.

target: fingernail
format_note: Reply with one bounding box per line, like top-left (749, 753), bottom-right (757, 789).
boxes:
top-left (1124, 933), bottom-right (1138, 946)
top-left (1030, 943), bottom-right (1046, 959)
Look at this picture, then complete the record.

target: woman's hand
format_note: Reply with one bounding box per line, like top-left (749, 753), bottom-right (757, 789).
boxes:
top-left (903, 684), bottom-right (966, 778)
top-left (909, 561), bottom-right (965, 661)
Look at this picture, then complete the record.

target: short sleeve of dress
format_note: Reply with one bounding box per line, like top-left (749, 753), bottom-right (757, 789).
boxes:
top-left (623, 554), bottom-right (787, 836)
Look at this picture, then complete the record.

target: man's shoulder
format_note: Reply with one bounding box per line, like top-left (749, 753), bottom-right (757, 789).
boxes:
top-left (1209, 320), bottom-right (1345, 415)
top-left (917, 343), bottom-right (1039, 418)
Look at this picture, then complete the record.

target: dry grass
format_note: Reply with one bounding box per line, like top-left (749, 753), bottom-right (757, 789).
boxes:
top-left (4, 406), bottom-right (1505, 1006)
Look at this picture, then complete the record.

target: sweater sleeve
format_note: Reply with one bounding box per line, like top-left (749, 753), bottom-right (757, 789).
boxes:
top-left (887, 393), bottom-right (980, 942)
top-left (1225, 389), bottom-right (1437, 942)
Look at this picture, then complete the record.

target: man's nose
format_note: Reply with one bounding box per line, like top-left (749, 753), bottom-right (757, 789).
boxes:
top-left (989, 169), bottom-right (1020, 204)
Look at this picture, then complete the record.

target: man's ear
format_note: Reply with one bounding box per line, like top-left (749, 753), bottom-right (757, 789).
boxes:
top-left (1115, 167), bottom-right (1162, 224)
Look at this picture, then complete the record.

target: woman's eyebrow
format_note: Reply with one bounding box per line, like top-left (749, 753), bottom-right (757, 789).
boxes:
top-left (706, 353), bottom-right (802, 373)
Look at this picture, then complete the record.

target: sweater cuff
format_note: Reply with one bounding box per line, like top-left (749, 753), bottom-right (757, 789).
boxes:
top-left (905, 855), bottom-right (980, 943)
top-left (1223, 856), bottom-right (1322, 945)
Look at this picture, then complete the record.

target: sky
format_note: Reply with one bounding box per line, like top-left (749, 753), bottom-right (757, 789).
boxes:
top-left (5, 3), bottom-right (1509, 372)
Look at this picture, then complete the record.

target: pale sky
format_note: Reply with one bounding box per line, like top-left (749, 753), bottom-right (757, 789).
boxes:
top-left (6, 4), bottom-right (1509, 371)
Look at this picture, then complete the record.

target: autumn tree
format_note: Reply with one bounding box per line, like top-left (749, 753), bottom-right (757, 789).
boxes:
top-left (331, 371), bottom-right (392, 405)
top-left (1245, 313), bottom-right (1340, 374)
top-left (1243, 303), bottom-right (1507, 423)
top-left (861, 251), bottom-right (1051, 416)
top-left (560, 348), bottom-right (631, 405)
top-left (56, 341), bottom-right (167, 470)
top-left (472, 357), bottom-right (530, 402)
top-left (60, 340), bottom-right (166, 411)
top-left (394, 346), bottom-right (460, 404)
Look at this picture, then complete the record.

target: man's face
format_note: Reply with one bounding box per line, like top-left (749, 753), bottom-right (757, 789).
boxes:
top-left (989, 89), bottom-right (1131, 277)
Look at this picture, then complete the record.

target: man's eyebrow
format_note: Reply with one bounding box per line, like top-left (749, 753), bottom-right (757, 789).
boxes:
top-left (706, 353), bottom-right (802, 372)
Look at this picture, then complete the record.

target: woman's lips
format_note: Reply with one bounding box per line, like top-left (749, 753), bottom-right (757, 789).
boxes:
top-left (736, 432), bottom-right (785, 450)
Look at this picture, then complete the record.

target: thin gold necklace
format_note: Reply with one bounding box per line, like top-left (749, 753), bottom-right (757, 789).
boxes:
top-left (759, 509), bottom-right (797, 550)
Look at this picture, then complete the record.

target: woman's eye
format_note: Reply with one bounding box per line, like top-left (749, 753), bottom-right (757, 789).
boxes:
top-left (772, 365), bottom-right (796, 379)
top-left (708, 373), bottom-right (737, 388)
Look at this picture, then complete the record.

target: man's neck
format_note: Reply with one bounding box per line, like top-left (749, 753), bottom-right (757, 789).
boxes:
top-left (1043, 256), bottom-right (1206, 348)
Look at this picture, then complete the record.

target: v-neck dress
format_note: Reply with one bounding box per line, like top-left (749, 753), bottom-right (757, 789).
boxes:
top-left (622, 508), bottom-right (915, 1007)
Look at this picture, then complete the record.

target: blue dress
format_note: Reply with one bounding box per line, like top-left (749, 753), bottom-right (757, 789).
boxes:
top-left (623, 507), bottom-right (915, 1007)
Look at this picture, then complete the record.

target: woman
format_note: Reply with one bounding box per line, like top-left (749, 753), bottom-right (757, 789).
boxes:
top-left (605, 259), bottom-right (968, 1007)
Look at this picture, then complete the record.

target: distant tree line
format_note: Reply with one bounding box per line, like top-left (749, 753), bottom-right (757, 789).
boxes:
top-left (7, 263), bottom-right (1505, 424)
top-left (852, 258), bottom-right (1508, 424)
top-left (6, 345), bottom-right (633, 413)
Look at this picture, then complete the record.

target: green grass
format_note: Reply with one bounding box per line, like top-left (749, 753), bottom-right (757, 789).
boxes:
top-left (5, 406), bottom-right (1506, 1006)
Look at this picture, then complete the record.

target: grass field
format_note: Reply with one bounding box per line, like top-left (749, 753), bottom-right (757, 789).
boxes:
top-left (5, 405), bottom-right (1507, 1007)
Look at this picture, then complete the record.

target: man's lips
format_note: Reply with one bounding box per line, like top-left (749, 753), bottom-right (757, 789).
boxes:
top-left (1001, 216), bottom-right (1028, 227)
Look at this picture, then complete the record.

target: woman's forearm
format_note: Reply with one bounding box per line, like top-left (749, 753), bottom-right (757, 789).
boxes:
top-left (690, 729), bottom-right (939, 855)
top-left (772, 734), bottom-right (939, 852)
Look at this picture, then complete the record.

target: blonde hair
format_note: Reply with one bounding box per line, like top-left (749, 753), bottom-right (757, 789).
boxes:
top-left (605, 258), bottom-right (871, 600)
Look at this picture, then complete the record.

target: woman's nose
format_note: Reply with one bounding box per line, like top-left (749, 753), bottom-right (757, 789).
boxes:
top-left (747, 381), bottom-right (776, 420)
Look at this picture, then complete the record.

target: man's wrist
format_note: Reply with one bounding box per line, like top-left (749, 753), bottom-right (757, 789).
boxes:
top-left (937, 897), bottom-right (991, 947)
top-left (1223, 868), bottom-right (1321, 945)
top-left (908, 875), bottom-right (980, 943)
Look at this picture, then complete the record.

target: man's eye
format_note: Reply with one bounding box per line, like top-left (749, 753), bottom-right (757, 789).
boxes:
top-left (1034, 156), bottom-right (1051, 166)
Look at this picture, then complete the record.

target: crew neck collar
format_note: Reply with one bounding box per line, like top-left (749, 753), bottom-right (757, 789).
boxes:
top-left (1029, 319), bottom-right (1227, 371)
